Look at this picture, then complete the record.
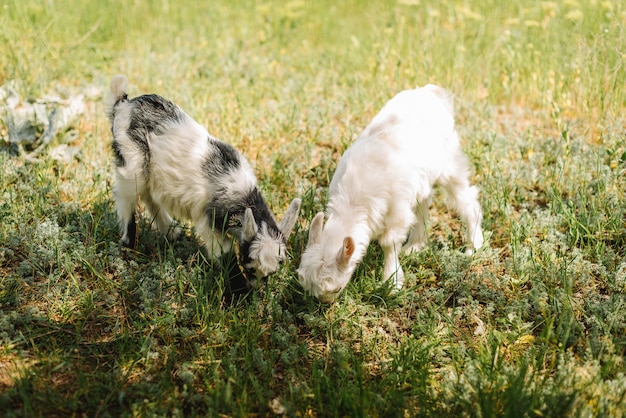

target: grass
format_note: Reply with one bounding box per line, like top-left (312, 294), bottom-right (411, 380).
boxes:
top-left (1, 0), bottom-right (625, 416)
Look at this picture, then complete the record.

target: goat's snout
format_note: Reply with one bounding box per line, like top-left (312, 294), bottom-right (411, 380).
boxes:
top-left (317, 286), bottom-right (343, 304)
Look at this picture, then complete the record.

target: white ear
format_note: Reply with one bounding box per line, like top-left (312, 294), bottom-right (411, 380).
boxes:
top-left (336, 237), bottom-right (355, 269)
top-left (278, 198), bottom-right (301, 240)
top-left (242, 208), bottom-right (257, 242)
top-left (307, 212), bottom-right (325, 247)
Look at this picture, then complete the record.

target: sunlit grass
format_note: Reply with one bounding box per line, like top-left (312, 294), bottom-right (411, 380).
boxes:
top-left (1, 0), bottom-right (625, 416)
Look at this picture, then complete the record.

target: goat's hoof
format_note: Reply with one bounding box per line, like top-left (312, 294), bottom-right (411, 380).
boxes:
top-left (166, 225), bottom-right (182, 241)
top-left (402, 243), bottom-right (426, 255)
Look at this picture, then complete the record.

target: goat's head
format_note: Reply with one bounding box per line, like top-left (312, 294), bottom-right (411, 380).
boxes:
top-left (237, 198), bottom-right (301, 284)
top-left (297, 212), bottom-right (356, 303)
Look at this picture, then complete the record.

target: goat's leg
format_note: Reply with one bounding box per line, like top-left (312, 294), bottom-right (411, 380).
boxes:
top-left (402, 198), bottom-right (430, 254)
top-left (381, 242), bottom-right (404, 289)
top-left (380, 202), bottom-right (417, 288)
top-left (141, 193), bottom-right (181, 241)
top-left (195, 217), bottom-right (232, 259)
top-left (113, 174), bottom-right (139, 248)
top-left (442, 164), bottom-right (484, 254)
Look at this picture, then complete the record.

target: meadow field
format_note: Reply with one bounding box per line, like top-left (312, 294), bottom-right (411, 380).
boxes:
top-left (1, 0), bottom-right (625, 416)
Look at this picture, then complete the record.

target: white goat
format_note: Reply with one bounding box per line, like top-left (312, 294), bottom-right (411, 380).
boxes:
top-left (297, 84), bottom-right (484, 303)
top-left (104, 75), bottom-right (301, 282)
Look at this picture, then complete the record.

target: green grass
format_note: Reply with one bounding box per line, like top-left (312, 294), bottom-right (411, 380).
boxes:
top-left (1, 0), bottom-right (625, 416)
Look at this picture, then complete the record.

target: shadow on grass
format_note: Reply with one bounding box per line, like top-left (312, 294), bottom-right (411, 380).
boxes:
top-left (0, 198), bottom-right (267, 416)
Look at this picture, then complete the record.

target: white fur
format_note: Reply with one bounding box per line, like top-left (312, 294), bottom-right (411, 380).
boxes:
top-left (105, 75), bottom-right (301, 280)
top-left (298, 84), bottom-right (484, 303)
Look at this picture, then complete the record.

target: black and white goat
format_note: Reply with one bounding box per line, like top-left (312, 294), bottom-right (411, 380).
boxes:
top-left (104, 75), bottom-right (301, 281)
top-left (298, 84), bottom-right (484, 303)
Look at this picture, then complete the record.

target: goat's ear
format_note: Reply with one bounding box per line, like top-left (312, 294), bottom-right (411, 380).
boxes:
top-left (336, 237), bottom-right (355, 268)
top-left (307, 212), bottom-right (325, 247)
top-left (278, 198), bottom-right (301, 240)
top-left (242, 208), bottom-right (257, 242)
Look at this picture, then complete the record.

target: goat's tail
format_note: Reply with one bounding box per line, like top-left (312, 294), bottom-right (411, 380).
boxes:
top-left (104, 75), bottom-right (129, 121)
top-left (422, 84), bottom-right (454, 117)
